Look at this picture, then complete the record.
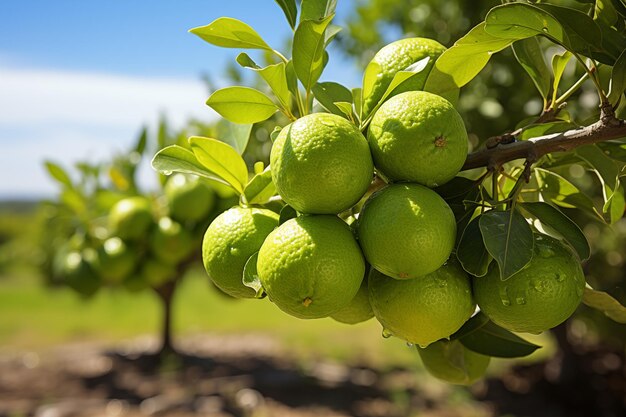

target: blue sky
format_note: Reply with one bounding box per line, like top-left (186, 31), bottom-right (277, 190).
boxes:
top-left (0, 0), bottom-right (362, 198)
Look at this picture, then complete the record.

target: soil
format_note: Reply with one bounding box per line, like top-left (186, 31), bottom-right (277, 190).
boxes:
top-left (0, 334), bottom-right (624, 417)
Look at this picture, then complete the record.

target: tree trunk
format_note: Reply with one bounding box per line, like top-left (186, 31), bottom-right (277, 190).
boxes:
top-left (154, 279), bottom-right (178, 357)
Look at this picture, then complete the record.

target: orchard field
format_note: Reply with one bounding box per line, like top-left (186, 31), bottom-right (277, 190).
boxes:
top-left (1, 0), bottom-right (626, 416)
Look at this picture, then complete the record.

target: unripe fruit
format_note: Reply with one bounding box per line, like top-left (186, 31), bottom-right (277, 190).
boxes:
top-left (109, 197), bottom-right (153, 240)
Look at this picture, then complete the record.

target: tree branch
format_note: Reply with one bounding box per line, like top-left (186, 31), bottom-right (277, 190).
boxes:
top-left (462, 117), bottom-right (626, 171)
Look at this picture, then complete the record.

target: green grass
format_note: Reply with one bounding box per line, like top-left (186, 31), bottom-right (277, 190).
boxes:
top-left (0, 267), bottom-right (418, 368)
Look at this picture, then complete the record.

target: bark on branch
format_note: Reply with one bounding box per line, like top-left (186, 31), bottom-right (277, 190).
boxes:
top-left (461, 117), bottom-right (626, 171)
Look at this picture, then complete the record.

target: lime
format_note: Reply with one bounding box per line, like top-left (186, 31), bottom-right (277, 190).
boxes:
top-left (59, 249), bottom-right (101, 297)
top-left (473, 233), bottom-right (586, 334)
top-left (109, 196), bottom-right (153, 240)
top-left (368, 261), bottom-right (474, 347)
top-left (271, 113), bottom-right (373, 214)
top-left (165, 174), bottom-right (216, 222)
top-left (150, 217), bottom-right (194, 265)
top-left (202, 207), bottom-right (279, 298)
top-left (330, 273), bottom-right (374, 324)
top-left (368, 91), bottom-right (468, 187)
top-left (417, 339), bottom-right (490, 385)
top-left (362, 37), bottom-right (446, 116)
top-left (357, 183), bottom-right (456, 279)
top-left (140, 257), bottom-right (177, 288)
top-left (95, 237), bottom-right (137, 284)
top-left (257, 215), bottom-right (365, 319)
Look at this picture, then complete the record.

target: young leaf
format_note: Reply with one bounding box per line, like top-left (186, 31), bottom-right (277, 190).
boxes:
top-left (519, 202), bottom-right (590, 260)
top-left (457, 216), bottom-right (492, 277)
top-left (379, 57), bottom-right (431, 103)
top-left (537, 4), bottom-right (603, 58)
top-left (190, 17), bottom-right (272, 51)
top-left (459, 317), bottom-right (541, 358)
top-left (479, 209), bottom-right (534, 280)
top-left (44, 161), bottom-right (73, 188)
top-left (607, 49), bottom-right (626, 106)
top-left (352, 87), bottom-right (363, 120)
top-left (312, 81), bottom-right (353, 116)
top-left (551, 51), bottom-right (572, 105)
top-left (576, 144), bottom-right (619, 190)
top-left (215, 119), bottom-right (253, 155)
top-left (189, 136), bottom-right (249, 194)
top-left (333, 102), bottom-right (354, 120)
top-left (270, 126), bottom-right (282, 143)
top-left (207, 87), bottom-right (278, 124)
top-left (424, 22), bottom-right (514, 97)
top-left (300, 0), bottom-right (336, 22)
top-left (292, 15), bottom-right (334, 93)
top-left (512, 37), bottom-right (552, 103)
top-left (274, 0), bottom-right (297, 29)
top-left (603, 181), bottom-right (625, 224)
top-left (583, 286), bottom-right (626, 323)
top-left (151, 145), bottom-right (233, 188)
top-left (534, 167), bottom-right (602, 219)
top-left (279, 204), bottom-right (297, 225)
top-left (236, 53), bottom-right (292, 111)
top-left (243, 166), bottom-right (276, 205)
top-left (133, 126), bottom-right (148, 155)
top-left (485, 3), bottom-right (564, 42)
top-left (594, 0), bottom-right (619, 26)
top-left (242, 252), bottom-right (265, 298)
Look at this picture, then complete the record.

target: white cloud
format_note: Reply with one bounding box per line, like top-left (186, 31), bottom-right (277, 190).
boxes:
top-left (0, 65), bottom-right (217, 197)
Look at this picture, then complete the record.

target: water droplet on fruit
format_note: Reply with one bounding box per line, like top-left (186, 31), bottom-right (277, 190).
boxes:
top-left (229, 247), bottom-right (240, 256)
top-left (382, 329), bottom-right (393, 338)
top-left (162, 170), bottom-right (173, 176)
top-left (406, 342), bottom-right (414, 348)
top-left (555, 273), bottom-right (564, 282)
top-left (515, 296), bottom-right (526, 305)
top-left (499, 286), bottom-right (511, 306)
top-left (417, 343), bottom-right (429, 348)
top-left (437, 278), bottom-right (448, 287)
top-left (576, 286), bottom-right (583, 297)
top-left (532, 279), bottom-right (547, 293)
top-left (542, 27), bottom-right (549, 33)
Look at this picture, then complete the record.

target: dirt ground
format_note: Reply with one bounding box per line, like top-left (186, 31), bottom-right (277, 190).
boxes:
top-left (1, 334), bottom-right (624, 417)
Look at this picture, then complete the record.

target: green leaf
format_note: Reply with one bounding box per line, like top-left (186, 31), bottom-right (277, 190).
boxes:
top-left (603, 181), bottom-right (625, 223)
top-left (352, 87), bottom-right (363, 120)
top-left (215, 119), bottom-right (252, 155)
top-left (151, 145), bottom-right (233, 189)
top-left (457, 313), bottom-right (541, 358)
top-left (583, 287), bottom-right (626, 323)
top-left (157, 116), bottom-right (168, 150)
top-left (520, 121), bottom-right (578, 140)
top-left (243, 166), bottom-right (276, 205)
top-left (424, 22), bottom-right (514, 97)
top-left (597, 141), bottom-right (626, 163)
top-left (292, 15), bottom-right (334, 92)
top-left (270, 126), bottom-right (282, 143)
top-left (519, 202), bottom-right (590, 260)
top-left (608, 49), bottom-right (626, 106)
top-left (534, 167), bottom-right (601, 218)
top-left (242, 252), bottom-right (265, 298)
top-left (279, 205), bottom-right (297, 225)
top-left (300, 0), bottom-right (336, 22)
top-left (206, 87), bottom-right (278, 124)
top-left (236, 53), bottom-right (292, 110)
top-left (190, 17), bottom-right (272, 51)
top-left (485, 4), bottom-right (564, 41)
top-left (133, 126), bottom-right (148, 156)
top-left (285, 60), bottom-right (299, 100)
top-left (551, 51), bottom-right (572, 104)
top-left (189, 136), bottom-right (249, 194)
top-left (333, 102), bottom-right (354, 119)
top-left (595, 0), bottom-right (619, 26)
top-left (380, 57), bottom-right (431, 103)
top-left (537, 4), bottom-right (602, 56)
top-left (324, 24), bottom-right (342, 46)
top-left (312, 81), bottom-right (353, 116)
top-left (274, 0), bottom-right (297, 29)
top-left (44, 161), bottom-right (73, 188)
top-left (457, 216), bottom-right (492, 277)
top-left (512, 37), bottom-right (552, 102)
top-left (576, 144), bottom-right (619, 190)
top-left (479, 209), bottom-right (534, 280)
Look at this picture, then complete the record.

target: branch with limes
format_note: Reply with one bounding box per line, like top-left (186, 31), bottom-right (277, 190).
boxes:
top-left (152, 0), bottom-right (626, 384)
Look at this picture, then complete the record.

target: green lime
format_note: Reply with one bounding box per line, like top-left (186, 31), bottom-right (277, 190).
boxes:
top-left (362, 37), bottom-right (446, 116)
top-left (109, 196), bottom-right (153, 240)
top-left (368, 91), bottom-right (468, 187)
top-left (473, 234), bottom-right (586, 334)
top-left (150, 217), bottom-right (194, 265)
top-left (358, 183), bottom-right (456, 279)
top-left (95, 237), bottom-right (137, 284)
top-left (202, 207), bottom-right (279, 298)
top-left (330, 274), bottom-right (374, 324)
top-left (59, 249), bottom-right (101, 297)
top-left (257, 215), bottom-right (365, 319)
top-left (271, 113), bottom-right (373, 214)
top-left (417, 339), bottom-right (490, 385)
top-left (165, 174), bottom-right (216, 222)
top-left (368, 261), bottom-right (474, 347)
top-left (140, 257), bottom-right (177, 288)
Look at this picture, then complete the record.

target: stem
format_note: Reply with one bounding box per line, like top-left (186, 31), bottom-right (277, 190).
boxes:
top-left (273, 50), bottom-right (289, 64)
top-left (572, 53), bottom-right (607, 103)
top-left (154, 279), bottom-right (177, 357)
top-left (554, 71), bottom-right (590, 107)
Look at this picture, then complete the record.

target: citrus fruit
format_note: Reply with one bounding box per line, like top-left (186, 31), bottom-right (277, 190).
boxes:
top-left (473, 233), bottom-right (586, 334)
top-left (95, 237), bottom-right (137, 284)
top-left (109, 196), bottom-right (153, 240)
top-left (417, 339), bottom-right (490, 385)
top-left (368, 91), bottom-right (468, 187)
top-left (150, 217), bottom-right (194, 265)
top-left (330, 273), bottom-right (374, 324)
top-left (368, 261), bottom-right (474, 347)
top-left (59, 249), bottom-right (101, 297)
top-left (257, 215), bottom-right (365, 319)
top-left (270, 113), bottom-right (373, 214)
top-left (140, 257), bottom-right (177, 288)
top-left (165, 174), bottom-right (216, 222)
top-left (202, 207), bottom-right (279, 298)
top-left (357, 183), bottom-right (456, 279)
top-left (362, 37), bottom-right (446, 116)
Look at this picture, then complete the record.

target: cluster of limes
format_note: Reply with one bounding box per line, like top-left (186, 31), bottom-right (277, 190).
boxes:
top-left (201, 38), bottom-right (586, 384)
top-left (53, 174), bottom-right (219, 296)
